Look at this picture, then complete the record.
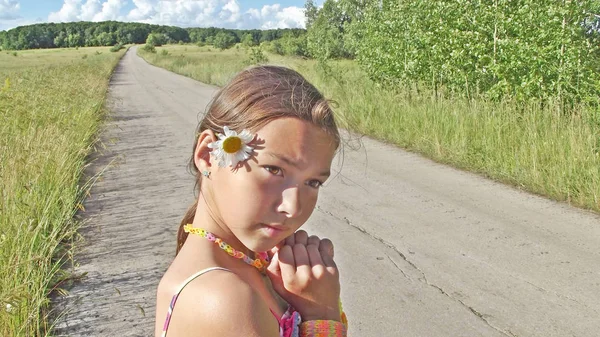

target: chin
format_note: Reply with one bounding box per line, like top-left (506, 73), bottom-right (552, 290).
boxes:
top-left (249, 239), bottom-right (279, 253)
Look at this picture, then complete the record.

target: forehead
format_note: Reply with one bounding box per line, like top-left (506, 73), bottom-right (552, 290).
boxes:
top-left (254, 118), bottom-right (337, 169)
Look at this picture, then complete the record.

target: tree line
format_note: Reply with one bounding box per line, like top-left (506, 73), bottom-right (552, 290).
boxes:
top-left (4, 1), bottom-right (599, 105)
top-left (0, 21), bottom-right (304, 51)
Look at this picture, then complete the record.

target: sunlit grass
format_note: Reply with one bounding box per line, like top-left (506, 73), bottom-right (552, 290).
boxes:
top-left (0, 46), bottom-right (125, 336)
top-left (139, 44), bottom-right (600, 212)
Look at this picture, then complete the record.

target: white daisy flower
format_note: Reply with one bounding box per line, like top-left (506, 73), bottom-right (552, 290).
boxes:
top-left (6, 303), bottom-right (13, 313)
top-left (208, 126), bottom-right (255, 168)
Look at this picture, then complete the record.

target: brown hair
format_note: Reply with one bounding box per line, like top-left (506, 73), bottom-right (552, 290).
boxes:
top-left (176, 65), bottom-right (340, 254)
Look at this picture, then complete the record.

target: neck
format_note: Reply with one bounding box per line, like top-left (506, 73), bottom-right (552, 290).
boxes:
top-left (190, 192), bottom-right (253, 257)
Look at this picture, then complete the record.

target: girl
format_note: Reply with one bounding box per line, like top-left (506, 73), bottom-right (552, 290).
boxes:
top-left (154, 66), bottom-right (348, 337)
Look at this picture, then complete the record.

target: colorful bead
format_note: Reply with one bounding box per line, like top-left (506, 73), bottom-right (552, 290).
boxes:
top-left (299, 320), bottom-right (347, 337)
top-left (183, 224), bottom-right (269, 272)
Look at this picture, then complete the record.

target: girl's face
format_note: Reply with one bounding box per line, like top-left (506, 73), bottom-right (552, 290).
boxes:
top-left (206, 117), bottom-right (337, 252)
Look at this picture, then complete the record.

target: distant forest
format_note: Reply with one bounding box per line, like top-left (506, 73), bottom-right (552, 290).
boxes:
top-left (0, 21), bottom-right (305, 50)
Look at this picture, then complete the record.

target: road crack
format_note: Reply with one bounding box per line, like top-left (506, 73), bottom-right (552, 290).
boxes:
top-left (316, 206), bottom-right (517, 337)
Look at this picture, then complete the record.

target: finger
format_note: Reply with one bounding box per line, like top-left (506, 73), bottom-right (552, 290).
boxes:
top-left (285, 233), bottom-right (296, 246)
top-left (266, 251), bottom-right (286, 295)
top-left (294, 230), bottom-right (309, 246)
top-left (278, 245), bottom-right (297, 284)
top-left (319, 239), bottom-right (336, 267)
top-left (318, 238), bottom-right (334, 258)
top-left (307, 235), bottom-right (320, 246)
top-left (266, 251), bottom-right (281, 279)
top-left (268, 240), bottom-right (285, 260)
top-left (293, 243), bottom-right (312, 275)
top-left (307, 243), bottom-right (325, 268)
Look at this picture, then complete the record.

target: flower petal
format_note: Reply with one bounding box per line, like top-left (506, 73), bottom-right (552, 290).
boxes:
top-left (239, 130), bottom-right (254, 143)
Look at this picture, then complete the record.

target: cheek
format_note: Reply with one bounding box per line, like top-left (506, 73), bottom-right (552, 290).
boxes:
top-left (292, 189), bottom-right (319, 225)
top-left (216, 171), bottom-right (276, 217)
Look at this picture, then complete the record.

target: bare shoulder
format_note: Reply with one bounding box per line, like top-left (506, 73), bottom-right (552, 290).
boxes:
top-left (164, 269), bottom-right (280, 337)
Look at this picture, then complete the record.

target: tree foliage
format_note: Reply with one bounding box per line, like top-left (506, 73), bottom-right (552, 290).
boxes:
top-left (265, 33), bottom-right (308, 57)
top-left (305, 0), bottom-right (600, 104)
top-left (212, 31), bottom-right (237, 50)
top-left (349, 0), bottom-right (600, 103)
top-left (0, 21), bottom-right (305, 51)
top-left (146, 33), bottom-right (169, 46)
top-left (241, 33), bottom-right (256, 48)
top-left (0, 21), bottom-right (187, 50)
top-left (305, 0), bottom-right (356, 59)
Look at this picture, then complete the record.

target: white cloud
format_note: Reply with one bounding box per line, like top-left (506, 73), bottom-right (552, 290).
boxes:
top-left (92, 0), bottom-right (125, 21)
top-left (0, 0), bottom-right (21, 20)
top-left (46, 0), bottom-right (306, 29)
top-left (254, 4), bottom-right (305, 29)
top-left (219, 0), bottom-right (240, 23)
top-left (128, 0), bottom-right (154, 21)
top-left (48, 0), bottom-right (82, 22)
top-left (80, 0), bottom-right (102, 21)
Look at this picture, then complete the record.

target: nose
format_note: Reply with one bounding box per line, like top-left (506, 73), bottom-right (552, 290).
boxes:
top-left (277, 185), bottom-right (302, 218)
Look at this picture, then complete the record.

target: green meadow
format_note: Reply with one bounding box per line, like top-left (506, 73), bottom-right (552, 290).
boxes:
top-left (139, 44), bottom-right (600, 212)
top-left (0, 46), bottom-right (125, 336)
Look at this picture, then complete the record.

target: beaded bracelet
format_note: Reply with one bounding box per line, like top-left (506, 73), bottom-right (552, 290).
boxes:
top-left (299, 320), bottom-right (347, 337)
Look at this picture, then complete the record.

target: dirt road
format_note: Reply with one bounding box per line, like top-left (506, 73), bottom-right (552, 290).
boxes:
top-left (54, 47), bottom-right (600, 336)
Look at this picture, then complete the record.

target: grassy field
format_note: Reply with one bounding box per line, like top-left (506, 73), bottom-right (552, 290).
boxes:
top-left (139, 44), bottom-right (600, 212)
top-left (0, 46), bottom-right (125, 336)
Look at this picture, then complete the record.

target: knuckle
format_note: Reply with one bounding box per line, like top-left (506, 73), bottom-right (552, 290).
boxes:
top-left (312, 265), bottom-right (326, 277)
top-left (293, 243), bottom-right (307, 251)
top-left (295, 230), bottom-right (308, 236)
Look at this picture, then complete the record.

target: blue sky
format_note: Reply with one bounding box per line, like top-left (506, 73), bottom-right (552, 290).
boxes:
top-left (0, 0), bottom-right (317, 31)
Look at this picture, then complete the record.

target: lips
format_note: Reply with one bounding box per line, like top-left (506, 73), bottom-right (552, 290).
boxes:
top-left (261, 223), bottom-right (286, 237)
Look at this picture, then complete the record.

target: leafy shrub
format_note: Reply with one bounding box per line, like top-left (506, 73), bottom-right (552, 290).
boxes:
top-left (241, 33), bottom-right (256, 48)
top-left (160, 49), bottom-right (169, 56)
top-left (245, 47), bottom-right (268, 65)
top-left (265, 39), bottom-right (284, 55)
top-left (110, 43), bottom-right (123, 52)
top-left (281, 35), bottom-right (308, 57)
top-left (141, 44), bottom-right (156, 53)
top-left (146, 33), bottom-right (169, 47)
top-left (212, 32), bottom-right (237, 50)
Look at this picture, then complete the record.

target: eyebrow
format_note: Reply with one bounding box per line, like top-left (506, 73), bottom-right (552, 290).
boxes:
top-left (268, 152), bottom-right (331, 177)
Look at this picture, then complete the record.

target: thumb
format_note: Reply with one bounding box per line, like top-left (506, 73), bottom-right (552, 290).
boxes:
top-left (267, 240), bottom-right (284, 261)
top-left (266, 251), bottom-right (285, 293)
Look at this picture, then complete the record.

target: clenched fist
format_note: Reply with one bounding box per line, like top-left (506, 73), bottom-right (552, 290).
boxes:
top-left (266, 230), bottom-right (341, 322)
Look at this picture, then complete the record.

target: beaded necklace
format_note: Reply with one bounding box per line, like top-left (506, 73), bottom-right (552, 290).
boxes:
top-left (183, 224), bottom-right (269, 272)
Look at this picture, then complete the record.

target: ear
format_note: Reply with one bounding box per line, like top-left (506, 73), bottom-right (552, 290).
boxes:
top-left (193, 129), bottom-right (217, 172)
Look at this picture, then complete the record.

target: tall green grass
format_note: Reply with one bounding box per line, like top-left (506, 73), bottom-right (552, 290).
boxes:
top-left (0, 47), bottom-right (125, 336)
top-left (139, 45), bottom-right (246, 86)
top-left (139, 45), bottom-right (600, 212)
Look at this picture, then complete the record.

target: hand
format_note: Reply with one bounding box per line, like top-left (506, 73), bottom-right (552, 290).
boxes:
top-left (266, 230), bottom-right (341, 321)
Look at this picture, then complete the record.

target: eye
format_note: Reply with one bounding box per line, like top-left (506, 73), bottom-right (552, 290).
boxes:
top-left (264, 166), bottom-right (283, 176)
top-left (306, 180), bottom-right (324, 189)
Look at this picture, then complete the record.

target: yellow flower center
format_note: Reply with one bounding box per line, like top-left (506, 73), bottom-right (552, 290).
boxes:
top-left (222, 136), bottom-right (242, 154)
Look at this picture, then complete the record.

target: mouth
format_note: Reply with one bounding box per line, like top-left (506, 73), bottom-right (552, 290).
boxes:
top-left (261, 223), bottom-right (286, 237)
